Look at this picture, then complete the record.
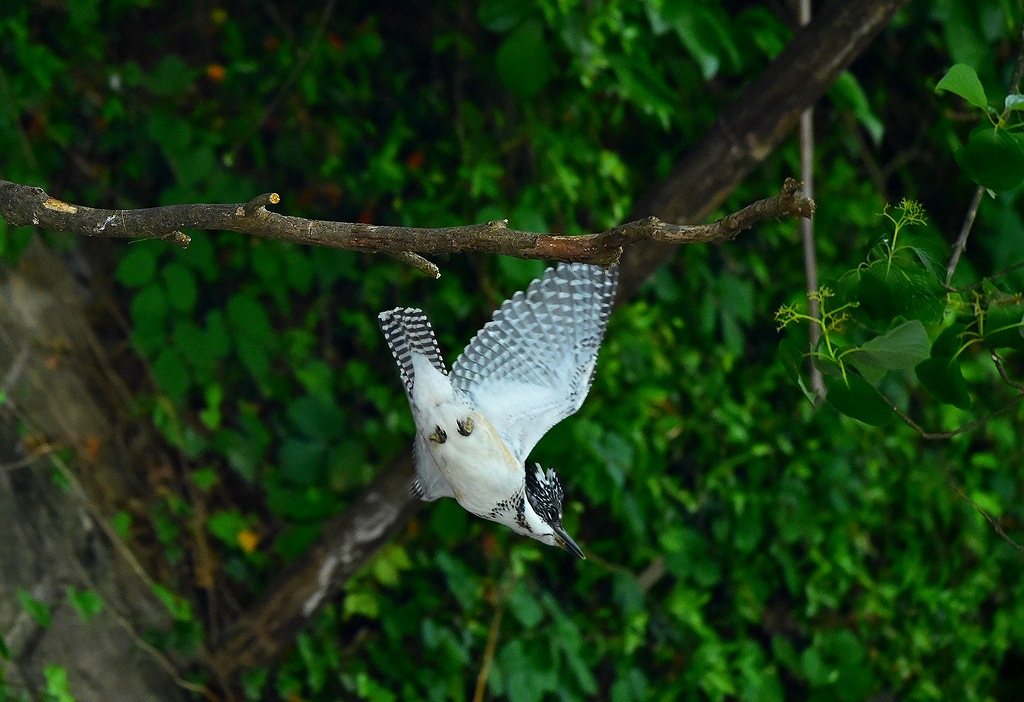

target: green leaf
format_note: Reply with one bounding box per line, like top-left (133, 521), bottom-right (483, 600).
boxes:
top-left (116, 243), bottom-right (160, 287)
top-left (44, 664), bottom-right (73, 702)
top-left (273, 524), bottom-right (321, 560)
top-left (207, 509), bottom-right (248, 547)
top-left (370, 545), bottom-right (412, 587)
top-left (901, 227), bottom-right (950, 277)
top-left (66, 586), bottom-right (104, 623)
top-left (845, 320), bottom-right (931, 382)
top-left (507, 582), bottom-right (545, 629)
top-left (227, 294), bottom-right (274, 341)
top-left (857, 262), bottom-right (945, 323)
top-left (956, 127), bottom-right (1024, 191)
top-left (478, 0), bottom-right (532, 32)
top-left (172, 146), bottom-right (215, 189)
top-left (150, 582), bottom-right (193, 621)
top-left (287, 394), bottom-right (345, 441)
top-left (130, 283), bottom-right (168, 355)
top-left (830, 71), bottom-right (884, 144)
top-left (931, 323), bottom-right (967, 358)
top-left (284, 247), bottom-right (314, 293)
top-left (777, 337), bottom-right (805, 385)
top-left (192, 466), bottom-right (219, 490)
top-left (1005, 93), bottom-right (1024, 112)
top-left (204, 310), bottom-right (231, 358)
top-left (16, 589), bottom-right (51, 628)
top-left (162, 262), bottom-right (198, 312)
top-left (916, 356), bottom-right (971, 409)
top-left (112, 510), bottom-right (133, 540)
top-left (149, 54), bottom-right (193, 97)
top-left (199, 383), bottom-right (223, 429)
top-left (153, 347), bottom-right (191, 398)
top-left (824, 374), bottom-right (894, 425)
top-left (982, 302), bottom-right (1024, 349)
top-left (496, 20), bottom-right (554, 97)
top-left (344, 591), bottom-right (379, 619)
top-left (278, 438), bottom-right (326, 486)
top-left (935, 63), bottom-right (988, 110)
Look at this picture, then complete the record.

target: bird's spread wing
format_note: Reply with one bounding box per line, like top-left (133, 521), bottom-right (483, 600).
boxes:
top-left (378, 308), bottom-right (448, 397)
top-left (450, 262), bottom-right (618, 463)
top-left (378, 308), bottom-right (455, 501)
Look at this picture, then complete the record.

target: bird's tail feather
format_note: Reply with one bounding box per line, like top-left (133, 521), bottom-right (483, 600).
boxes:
top-left (378, 308), bottom-right (448, 395)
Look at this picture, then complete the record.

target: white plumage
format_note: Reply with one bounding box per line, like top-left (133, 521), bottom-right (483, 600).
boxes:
top-left (378, 262), bottom-right (618, 557)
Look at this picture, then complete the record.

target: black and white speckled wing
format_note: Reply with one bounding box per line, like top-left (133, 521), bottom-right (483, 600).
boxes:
top-left (377, 308), bottom-right (448, 397)
top-left (450, 262), bottom-right (618, 464)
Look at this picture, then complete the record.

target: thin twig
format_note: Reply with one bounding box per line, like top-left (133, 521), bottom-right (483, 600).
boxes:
top-left (386, 251), bottom-right (441, 279)
top-left (950, 481), bottom-right (1024, 555)
top-left (944, 260), bottom-right (1024, 292)
top-left (473, 587), bottom-right (508, 702)
top-left (945, 185), bottom-right (985, 286)
top-left (885, 391), bottom-right (1024, 440)
top-left (0, 444), bottom-right (59, 472)
top-left (990, 350), bottom-right (1024, 392)
top-left (798, 0), bottom-right (824, 401)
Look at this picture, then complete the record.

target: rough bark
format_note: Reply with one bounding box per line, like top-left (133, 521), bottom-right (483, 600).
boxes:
top-left (0, 242), bottom-right (188, 702)
top-left (0, 179), bottom-right (813, 278)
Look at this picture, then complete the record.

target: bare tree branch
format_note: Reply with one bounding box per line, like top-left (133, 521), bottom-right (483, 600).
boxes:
top-left (0, 178), bottom-right (813, 272)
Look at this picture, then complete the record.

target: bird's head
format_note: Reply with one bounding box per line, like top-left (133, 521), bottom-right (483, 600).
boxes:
top-left (524, 463), bottom-right (585, 559)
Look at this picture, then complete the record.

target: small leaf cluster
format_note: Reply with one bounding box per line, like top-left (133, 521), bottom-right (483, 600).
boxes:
top-left (778, 199), bottom-right (1023, 426)
top-left (937, 63), bottom-right (1024, 191)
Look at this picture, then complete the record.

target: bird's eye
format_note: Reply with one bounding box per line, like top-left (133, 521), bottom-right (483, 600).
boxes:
top-left (457, 417), bottom-right (474, 436)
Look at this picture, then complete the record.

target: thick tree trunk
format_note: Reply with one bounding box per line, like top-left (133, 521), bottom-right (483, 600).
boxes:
top-left (0, 241), bottom-right (187, 702)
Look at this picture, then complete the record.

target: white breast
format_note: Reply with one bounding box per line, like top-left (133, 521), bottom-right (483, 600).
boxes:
top-left (409, 355), bottom-right (524, 517)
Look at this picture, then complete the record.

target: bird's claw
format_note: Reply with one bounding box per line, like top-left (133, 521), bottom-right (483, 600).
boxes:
top-left (457, 417), bottom-right (474, 436)
top-left (429, 426), bottom-right (447, 444)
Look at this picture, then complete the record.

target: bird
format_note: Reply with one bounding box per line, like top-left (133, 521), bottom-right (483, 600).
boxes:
top-left (378, 262), bottom-right (618, 558)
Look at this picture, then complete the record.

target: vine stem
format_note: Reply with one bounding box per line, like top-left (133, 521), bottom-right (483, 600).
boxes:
top-left (798, 0), bottom-right (825, 400)
top-left (473, 586), bottom-right (508, 702)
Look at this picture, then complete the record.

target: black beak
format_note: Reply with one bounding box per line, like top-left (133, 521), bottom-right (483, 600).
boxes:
top-left (552, 524), bottom-right (586, 559)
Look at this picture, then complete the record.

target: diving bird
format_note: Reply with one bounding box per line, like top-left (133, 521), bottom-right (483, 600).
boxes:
top-left (378, 262), bottom-right (618, 558)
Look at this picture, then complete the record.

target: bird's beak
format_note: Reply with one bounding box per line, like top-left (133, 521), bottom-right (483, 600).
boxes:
top-left (553, 525), bottom-right (586, 560)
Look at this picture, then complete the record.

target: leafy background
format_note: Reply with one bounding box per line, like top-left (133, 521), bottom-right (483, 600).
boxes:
top-left (2, 0), bottom-right (1024, 700)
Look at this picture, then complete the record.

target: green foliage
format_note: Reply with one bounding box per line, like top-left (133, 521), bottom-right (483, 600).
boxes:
top-left (937, 63), bottom-right (1024, 191)
top-left (16, 589), bottom-right (51, 629)
top-left (42, 665), bottom-right (75, 702)
top-left (148, 579), bottom-right (205, 660)
top-left (65, 587), bottom-right (103, 624)
top-left (3, 1), bottom-right (1024, 701)
top-left (777, 199), bottom-right (1022, 426)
